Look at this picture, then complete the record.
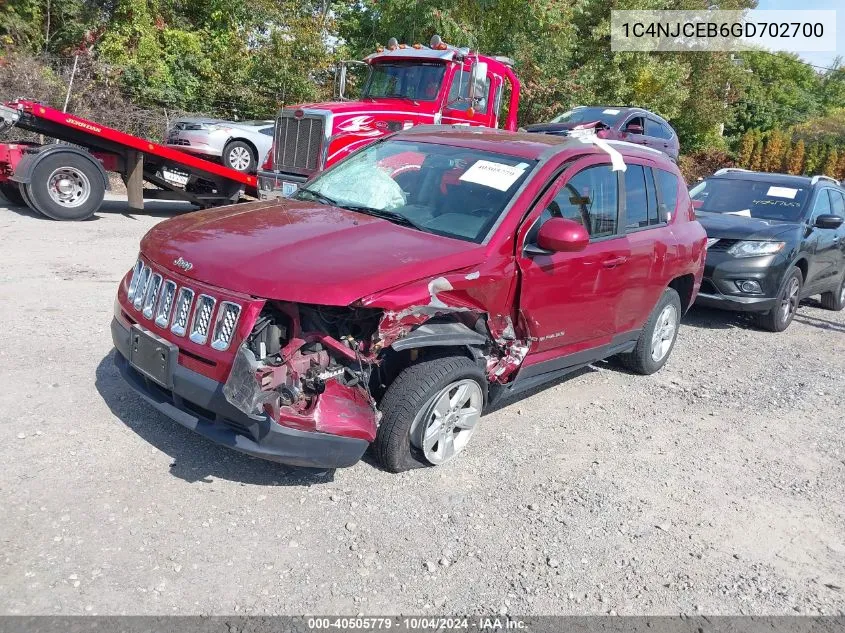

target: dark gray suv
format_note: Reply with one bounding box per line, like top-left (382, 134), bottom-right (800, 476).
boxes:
top-left (691, 168), bottom-right (845, 331)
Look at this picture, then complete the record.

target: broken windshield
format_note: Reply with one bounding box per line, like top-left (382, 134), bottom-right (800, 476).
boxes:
top-left (294, 139), bottom-right (536, 243)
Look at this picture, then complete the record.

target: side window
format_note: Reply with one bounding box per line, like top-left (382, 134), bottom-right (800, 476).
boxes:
top-left (624, 116), bottom-right (645, 133)
top-left (545, 165), bottom-right (619, 238)
top-left (645, 167), bottom-right (660, 225)
top-left (447, 69), bottom-right (490, 114)
top-left (830, 190), bottom-right (845, 218)
top-left (812, 189), bottom-right (833, 218)
top-left (259, 127), bottom-right (274, 137)
top-left (654, 168), bottom-right (679, 221)
top-left (645, 118), bottom-right (662, 137)
top-left (660, 123), bottom-right (674, 139)
top-left (624, 165), bottom-right (649, 230)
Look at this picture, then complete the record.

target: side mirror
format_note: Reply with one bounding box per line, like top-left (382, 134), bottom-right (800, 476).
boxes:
top-left (814, 213), bottom-right (844, 230)
top-left (337, 63), bottom-right (348, 100)
top-left (468, 61), bottom-right (488, 103)
top-left (626, 123), bottom-right (644, 135)
top-left (535, 218), bottom-right (589, 253)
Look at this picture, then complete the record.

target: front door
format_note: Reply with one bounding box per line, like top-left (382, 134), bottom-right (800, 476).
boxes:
top-left (805, 189), bottom-right (841, 293)
top-left (516, 160), bottom-right (630, 359)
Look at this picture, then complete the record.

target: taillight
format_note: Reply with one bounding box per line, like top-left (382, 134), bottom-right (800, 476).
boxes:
top-left (261, 143), bottom-right (274, 170)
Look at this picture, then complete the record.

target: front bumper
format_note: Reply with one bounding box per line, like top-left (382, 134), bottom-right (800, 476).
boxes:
top-left (111, 318), bottom-right (369, 469)
top-left (257, 170), bottom-right (309, 200)
top-left (694, 250), bottom-right (786, 313)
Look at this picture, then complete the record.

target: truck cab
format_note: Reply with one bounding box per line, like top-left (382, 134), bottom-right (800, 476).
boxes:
top-left (257, 35), bottom-right (521, 199)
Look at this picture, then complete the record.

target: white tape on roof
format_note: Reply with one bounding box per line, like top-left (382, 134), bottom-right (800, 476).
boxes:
top-left (569, 129), bottom-right (628, 172)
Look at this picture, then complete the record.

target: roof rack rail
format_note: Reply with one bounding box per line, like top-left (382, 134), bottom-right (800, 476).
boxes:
top-left (713, 167), bottom-right (754, 176)
top-left (810, 174), bottom-right (840, 186)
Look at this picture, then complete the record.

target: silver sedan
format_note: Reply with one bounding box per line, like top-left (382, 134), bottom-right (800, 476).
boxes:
top-left (165, 118), bottom-right (274, 173)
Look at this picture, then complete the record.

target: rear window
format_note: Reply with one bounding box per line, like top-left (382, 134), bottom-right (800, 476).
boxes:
top-left (654, 168), bottom-right (679, 220)
top-left (689, 178), bottom-right (809, 222)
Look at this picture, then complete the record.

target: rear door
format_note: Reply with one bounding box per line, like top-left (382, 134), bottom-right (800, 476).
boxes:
top-left (516, 158), bottom-right (630, 358)
top-left (616, 161), bottom-right (673, 333)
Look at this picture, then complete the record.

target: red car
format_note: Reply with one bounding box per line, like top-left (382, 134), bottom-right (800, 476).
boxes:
top-left (111, 127), bottom-right (706, 472)
top-left (525, 106), bottom-right (680, 161)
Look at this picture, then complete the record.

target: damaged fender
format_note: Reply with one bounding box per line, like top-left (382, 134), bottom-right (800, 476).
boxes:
top-left (359, 264), bottom-right (531, 383)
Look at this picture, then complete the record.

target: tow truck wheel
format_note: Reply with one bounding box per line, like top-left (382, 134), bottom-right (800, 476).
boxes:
top-left (223, 141), bottom-right (256, 173)
top-left (19, 183), bottom-right (43, 216)
top-left (374, 354), bottom-right (487, 473)
top-left (27, 152), bottom-right (105, 221)
top-left (0, 182), bottom-right (26, 207)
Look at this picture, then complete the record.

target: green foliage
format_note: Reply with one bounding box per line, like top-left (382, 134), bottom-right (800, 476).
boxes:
top-left (2, 0), bottom-right (844, 164)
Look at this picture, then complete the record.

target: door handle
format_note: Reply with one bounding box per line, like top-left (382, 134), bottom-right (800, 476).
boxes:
top-left (602, 256), bottom-right (629, 268)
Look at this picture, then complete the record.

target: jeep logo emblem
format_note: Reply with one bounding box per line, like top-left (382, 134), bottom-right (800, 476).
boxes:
top-left (173, 256), bottom-right (193, 272)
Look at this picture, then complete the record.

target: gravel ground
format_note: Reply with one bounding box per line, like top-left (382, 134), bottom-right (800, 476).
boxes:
top-left (0, 195), bottom-right (844, 617)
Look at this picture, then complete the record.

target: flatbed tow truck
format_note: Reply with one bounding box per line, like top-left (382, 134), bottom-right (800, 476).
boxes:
top-left (0, 99), bottom-right (256, 220)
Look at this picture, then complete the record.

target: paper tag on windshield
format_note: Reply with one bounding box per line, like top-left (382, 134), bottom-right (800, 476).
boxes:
top-left (726, 209), bottom-right (752, 217)
top-left (767, 186), bottom-right (798, 199)
top-left (602, 108), bottom-right (620, 115)
top-left (460, 160), bottom-right (526, 191)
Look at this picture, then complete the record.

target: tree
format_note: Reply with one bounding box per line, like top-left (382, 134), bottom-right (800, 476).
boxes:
top-left (822, 147), bottom-right (839, 177)
top-left (749, 138), bottom-right (764, 171)
top-left (804, 142), bottom-right (824, 175)
top-left (836, 151), bottom-right (845, 181)
top-left (786, 139), bottom-right (805, 175)
top-left (736, 130), bottom-right (756, 168)
top-left (762, 129), bottom-right (786, 172)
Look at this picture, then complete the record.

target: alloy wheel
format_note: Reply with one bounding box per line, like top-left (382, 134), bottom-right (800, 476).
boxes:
top-left (410, 379), bottom-right (483, 465)
top-left (780, 276), bottom-right (800, 323)
top-left (650, 303), bottom-right (678, 362)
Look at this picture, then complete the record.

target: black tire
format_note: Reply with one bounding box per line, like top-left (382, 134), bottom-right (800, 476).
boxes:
top-left (222, 140), bottom-right (256, 173)
top-left (27, 152), bottom-right (105, 220)
top-left (374, 354), bottom-right (487, 473)
top-left (20, 182), bottom-right (43, 215)
top-left (820, 274), bottom-right (845, 311)
top-left (755, 266), bottom-right (802, 332)
top-left (618, 287), bottom-right (682, 375)
top-left (0, 181), bottom-right (25, 206)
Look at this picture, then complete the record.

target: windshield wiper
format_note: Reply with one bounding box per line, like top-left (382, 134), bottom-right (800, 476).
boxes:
top-left (341, 205), bottom-right (425, 231)
top-left (296, 187), bottom-right (338, 207)
top-left (383, 93), bottom-right (419, 105)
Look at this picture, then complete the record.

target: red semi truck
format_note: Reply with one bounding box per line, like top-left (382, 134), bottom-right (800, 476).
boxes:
top-left (257, 35), bottom-right (521, 199)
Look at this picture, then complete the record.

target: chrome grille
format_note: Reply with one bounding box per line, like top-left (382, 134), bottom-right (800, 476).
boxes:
top-left (142, 274), bottom-right (162, 319)
top-left (189, 295), bottom-right (216, 344)
top-left (127, 260), bottom-right (144, 302)
top-left (133, 265), bottom-right (151, 310)
top-left (171, 288), bottom-right (195, 337)
top-left (155, 280), bottom-right (177, 328)
top-left (211, 302), bottom-right (241, 351)
top-left (275, 113), bottom-right (324, 173)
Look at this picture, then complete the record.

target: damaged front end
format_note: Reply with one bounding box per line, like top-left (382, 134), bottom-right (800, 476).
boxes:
top-left (222, 271), bottom-right (533, 443)
top-left (223, 302), bottom-right (382, 442)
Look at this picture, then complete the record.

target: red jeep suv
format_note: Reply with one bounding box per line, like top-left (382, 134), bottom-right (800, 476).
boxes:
top-left (111, 127), bottom-right (706, 472)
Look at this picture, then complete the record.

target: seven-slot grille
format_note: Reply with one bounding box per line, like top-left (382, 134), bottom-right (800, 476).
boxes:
top-left (126, 260), bottom-right (241, 351)
top-left (274, 112), bottom-right (324, 173)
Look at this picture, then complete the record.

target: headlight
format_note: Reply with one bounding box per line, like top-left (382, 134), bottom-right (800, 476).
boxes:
top-left (727, 241), bottom-right (786, 258)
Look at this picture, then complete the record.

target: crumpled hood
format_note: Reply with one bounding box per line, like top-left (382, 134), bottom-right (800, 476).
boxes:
top-left (696, 211), bottom-right (800, 241)
top-left (140, 200), bottom-right (485, 306)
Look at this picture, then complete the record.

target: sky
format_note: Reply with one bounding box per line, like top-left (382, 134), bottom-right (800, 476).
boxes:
top-left (755, 0), bottom-right (843, 70)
